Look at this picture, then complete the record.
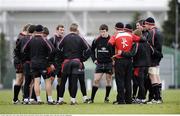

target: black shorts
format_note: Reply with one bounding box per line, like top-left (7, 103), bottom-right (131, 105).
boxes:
top-left (31, 64), bottom-right (49, 79)
top-left (48, 63), bottom-right (62, 78)
top-left (13, 57), bottom-right (23, 73)
top-left (95, 62), bottom-right (113, 74)
top-left (14, 63), bottom-right (23, 73)
top-left (62, 59), bottom-right (84, 75)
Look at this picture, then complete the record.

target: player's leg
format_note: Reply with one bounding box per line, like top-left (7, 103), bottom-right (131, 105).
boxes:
top-left (78, 73), bottom-right (88, 103)
top-left (88, 73), bottom-right (103, 103)
top-left (69, 74), bottom-right (78, 105)
top-left (104, 73), bottom-right (112, 103)
top-left (34, 77), bottom-right (42, 103)
top-left (148, 66), bottom-right (162, 104)
top-left (124, 60), bottom-right (133, 104)
top-left (23, 62), bottom-right (32, 104)
top-left (136, 67), bottom-right (146, 104)
top-left (44, 77), bottom-right (55, 104)
top-left (132, 68), bottom-right (139, 101)
top-left (13, 72), bottom-right (24, 104)
top-left (57, 73), bottom-right (68, 104)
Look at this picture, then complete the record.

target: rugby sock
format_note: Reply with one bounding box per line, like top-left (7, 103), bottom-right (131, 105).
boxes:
top-left (158, 83), bottom-right (162, 100)
top-left (56, 85), bottom-right (60, 101)
top-left (132, 83), bottom-right (138, 98)
top-left (24, 98), bottom-right (29, 102)
top-left (58, 97), bottom-right (64, 102)
top-left (148, 84), bottom-right (154, 101)
top-left (83, 96), bottom-right (88, 102)
top-left (71, 98), bottom-right (76, 103)
top-left (48, 96), bottom-right (53, 102)
top-left (105, 86), bottom-right (111, 98)
top-left (21, 85), bottom-right (24, 99)
top-left (31, 87), bottom-right (37, 101)
top-left (46, 92), bottom-right (48, 102)
top-left (36, 96), bottom-right (41, 102)
top-left (13, 85), bottom-right (21, 101)
top-left (91, 86), bottom-right (98, 101)
top-left (152, 83), bottom-right (158, 100)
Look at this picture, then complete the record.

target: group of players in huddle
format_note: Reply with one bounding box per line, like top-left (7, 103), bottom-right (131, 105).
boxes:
top-left (12, 16), bottom-right (163, 105)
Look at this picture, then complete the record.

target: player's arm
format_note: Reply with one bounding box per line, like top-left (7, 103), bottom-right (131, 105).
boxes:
top-left (91, 39), bottom-right (97, 62)
top-left (117, 43), bottom-right (138, 58)
top-left (81, 37), bottom-right (91, 62)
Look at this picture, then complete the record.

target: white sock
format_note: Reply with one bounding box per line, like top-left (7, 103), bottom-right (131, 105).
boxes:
top-left (83, 96), bottom-right (88, 101)
top-left (48, 96), bottom-right (53, 102)
top-left (29, 99), bottom-right (35, 102)
top-left (71, 98), bottom-right (76, 103)
top-left (58, 97), bottom-right (64, 102)
top-left (36, 96), bottom-right (41, 101)
top-left (24, 98), bottom-right (29, 102)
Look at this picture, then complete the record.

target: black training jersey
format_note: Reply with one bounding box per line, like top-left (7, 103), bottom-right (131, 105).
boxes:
top-left (22, 35), bottom-right (54, 67)
top-left (147, 27), bottom-right (163, 66)
top-left (49, 34), bottom-right (62, 49)
top-left (13, 33), bottom-right (26, 61)
top-left (91, 35), bottom-right (114, 63)
top-left (58, 33), bottom-right (90, 61)
top-left (133, 31), bottom-right (152, 67)
top-left (49, 34), bottom-right (64, 64)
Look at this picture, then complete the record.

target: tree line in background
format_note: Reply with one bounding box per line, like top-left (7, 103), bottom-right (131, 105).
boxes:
top-left (0, 32), bottom-right (8, 85)
top-left (131, 0), bottom-right (180, 49)
top-left (162, 0), bottom-right (180, 48)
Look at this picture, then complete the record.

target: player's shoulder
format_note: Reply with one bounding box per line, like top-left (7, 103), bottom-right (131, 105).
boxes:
top-left (115, 31), bottom-right (132, 39)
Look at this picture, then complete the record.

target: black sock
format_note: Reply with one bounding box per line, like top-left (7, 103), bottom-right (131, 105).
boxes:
top-left (91, 86), bottom-right (98, 101)
top-left (158, 83), bottom-right (162, 100)
top-left (148, 84), bottom-right (154, 101)
top-left (31, 87), bottom-right (37, 101)
top-left (56, 85), bottom-right (60, 101)
top-left (152, 83), bottom-right (159, 100)
top-left (46, 92), bottom-right (48, 102)
top-left (132, 84), bottom-right (138, 98)
top-left (105, 86), bottom-right (111, 99)
top-left (151, 83), bottom-right (157, 100)
top-left (13, 85), bottom-right (21, 101)
top-left (21, 85), bottom-right (24, 101)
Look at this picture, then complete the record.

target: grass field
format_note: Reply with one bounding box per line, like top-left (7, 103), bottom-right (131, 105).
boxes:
top-left (0, 89), bottom-right (180, 114)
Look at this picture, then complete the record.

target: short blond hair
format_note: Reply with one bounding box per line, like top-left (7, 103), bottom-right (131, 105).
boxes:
top-left (23, 24), bottom-right (31, 31)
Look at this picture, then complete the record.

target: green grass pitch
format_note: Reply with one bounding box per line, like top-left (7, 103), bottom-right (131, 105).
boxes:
top-left (0, 89), bottom-right (180, 114)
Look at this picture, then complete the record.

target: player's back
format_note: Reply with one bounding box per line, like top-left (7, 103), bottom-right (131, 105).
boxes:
top-left (114, 31), bottom-right (133, 52)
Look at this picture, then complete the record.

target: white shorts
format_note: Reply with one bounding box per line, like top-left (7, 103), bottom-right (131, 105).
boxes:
top-left (148, 66), bottom-right (160, 75)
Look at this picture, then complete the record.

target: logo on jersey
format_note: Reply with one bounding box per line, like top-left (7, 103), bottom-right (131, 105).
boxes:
top-left (98, 47), bottom-right (109, 53)
top-left (121, 38), bottom-right (128, 48)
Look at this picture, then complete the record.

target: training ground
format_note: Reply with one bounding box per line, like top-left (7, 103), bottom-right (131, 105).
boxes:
top-left (0, 89), bottom-right (179, 114)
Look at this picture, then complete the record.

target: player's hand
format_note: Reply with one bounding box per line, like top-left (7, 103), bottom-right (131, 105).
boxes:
top-left (50, 64), bottom-right (55, 71)
top-left (112, 60), bottom-right (115, 66)
top-left (117, 50), bottom-right (122, 55)
top-left (111, 55), bottom-right (116, 60)
top-left (94, 60), bottom-right (98, 64)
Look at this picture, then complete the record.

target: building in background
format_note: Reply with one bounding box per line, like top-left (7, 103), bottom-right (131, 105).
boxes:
top-left (0, 0), bottom-right (169, 37)
top-left (0, 0), bottom-right (177, 89)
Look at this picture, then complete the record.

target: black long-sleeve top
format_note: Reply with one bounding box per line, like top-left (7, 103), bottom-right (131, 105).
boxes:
top-left (58, 33), bottom-right (90, 62)
top-left (14, 35), bottom-right (32, 63)
top-left (13, 33), bottom-right (26, 63)
top-left (147, 27), bottom-right (163, 66)
top-left (132, 31), bottom-right (152, 67)
top-left (49, 34), bottom-right (64, 64)
top-left (91, 35), bottom-right (114, 63)
top-left (22, 35), bottom-right (55, 67)
top-left (49, 34), bottom-right (62, 49)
